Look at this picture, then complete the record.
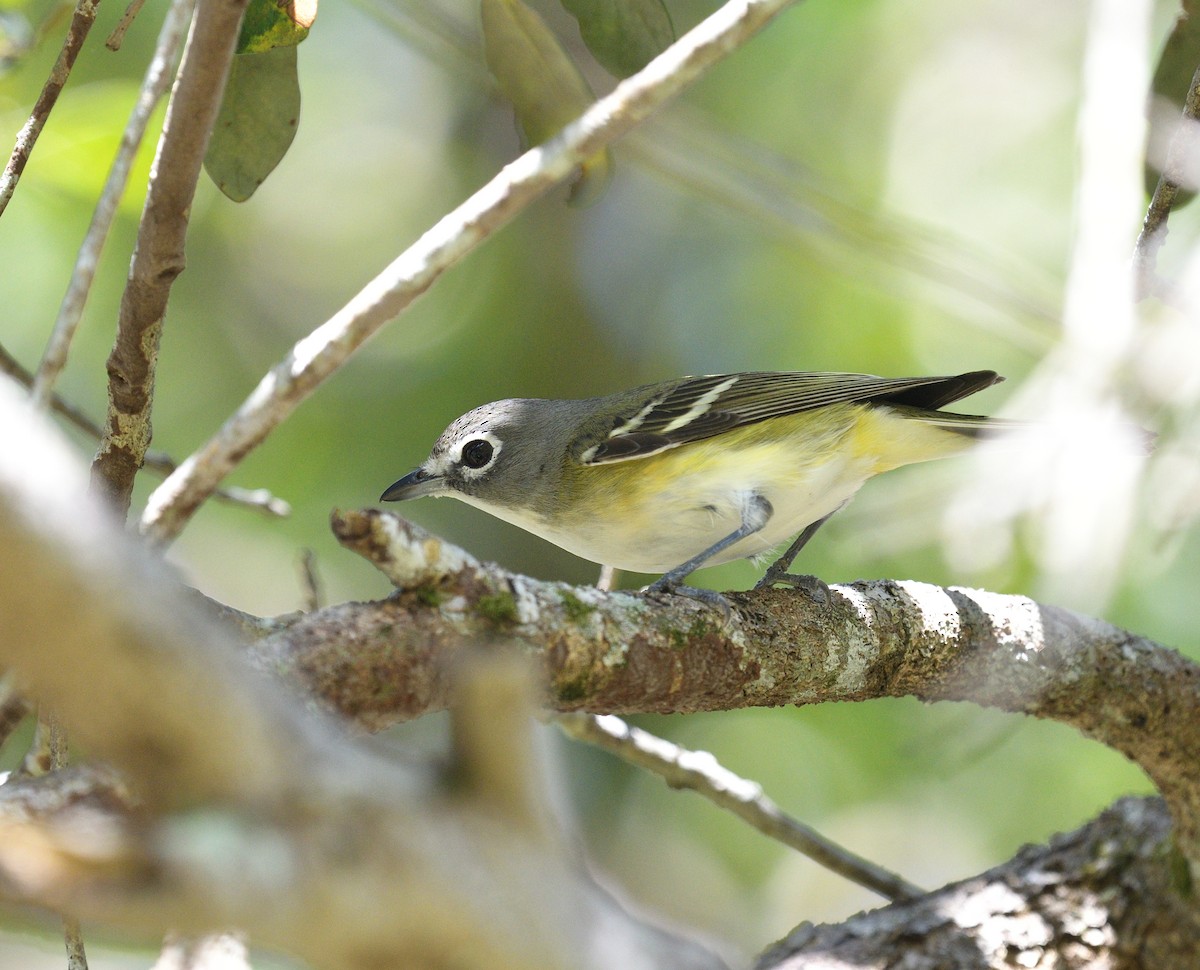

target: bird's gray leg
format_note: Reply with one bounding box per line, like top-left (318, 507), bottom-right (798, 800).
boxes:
top-left (645, 494), bottom-right (773, 606)
top-left (753, 505), bottom-right (845, 601)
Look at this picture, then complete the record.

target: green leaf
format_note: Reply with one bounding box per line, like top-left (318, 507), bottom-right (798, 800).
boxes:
top-left (480, 0), bottom-right (611, 204)
top-left (560, 0), bottom-right (674, 78)
top-left (204, 45), bottom-right (301, 202)
top-left (237, 0), bottom-right (317, 54)
top-left (482, 0), bottom-right (593, 143)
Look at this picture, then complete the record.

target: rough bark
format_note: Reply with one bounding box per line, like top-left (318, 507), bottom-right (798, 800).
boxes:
top-left (758, 797), bottom-right (1197, 970)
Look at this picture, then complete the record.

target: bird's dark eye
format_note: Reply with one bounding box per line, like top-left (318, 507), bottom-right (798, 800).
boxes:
top-left (461, 439), bottom-right (494, 469)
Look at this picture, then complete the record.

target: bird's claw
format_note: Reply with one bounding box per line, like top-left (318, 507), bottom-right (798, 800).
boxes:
top-left (753, 570), bottom-right (832, 604)
top-left (642, 578), bottom-right (733, 623)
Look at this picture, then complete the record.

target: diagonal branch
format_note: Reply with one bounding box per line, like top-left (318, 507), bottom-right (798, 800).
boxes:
top-left (0, 0), bottom-right (102, 219)
top-left (557, 712), bottom-right (924, 902)
top-left (1, 344), bottom-right (288, 516)
top-left (1135, 63), bottom-right (1200, 298)
top-left (90, 0), bottom-right (248, 518)
top-left (137, 0), bottom-right (805, 546)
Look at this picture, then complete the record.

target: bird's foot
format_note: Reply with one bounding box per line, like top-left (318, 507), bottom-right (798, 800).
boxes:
top-left (642, 577), bottom-right (732, 622)
top-left (753, 569), bottom-right (832, 604)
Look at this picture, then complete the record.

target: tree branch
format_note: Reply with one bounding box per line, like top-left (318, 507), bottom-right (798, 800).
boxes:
top-left (107, 0), bottom-right (150, 51)
top-left (557, 712), bottom-right (923, 903)
top-left (1135, 63), bottom-right (1200, 299)
top-left (756, 796), bottom-right (1198, 970)
top-left (0, 0), bottom-right (102, 219)
top-left (33, 0), bottom-right (198, 410)
top-left (90, 0), bottom-right (248, 517)
top-left (267, 510), bottom-right (1200, 869)
top-left (1, 346), bottom-right (288, 517)
top-left (0, 382), bottom-right (730, 970)
top-left (3, 384), bottom-right (1197, 969)
top-left (137, 0), bottom-right (805, 546)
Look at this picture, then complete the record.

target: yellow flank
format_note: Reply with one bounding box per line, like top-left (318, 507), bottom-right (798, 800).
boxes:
top-left (519, 403), bottom-right (982, 573)
top-left (567, 404), bottom-right (972, 511)
top-left (845, 404), bottom-right (978, 473)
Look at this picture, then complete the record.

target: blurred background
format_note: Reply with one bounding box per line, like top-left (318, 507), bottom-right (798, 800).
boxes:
top-left (2, 0), bottom-right (1198, 964)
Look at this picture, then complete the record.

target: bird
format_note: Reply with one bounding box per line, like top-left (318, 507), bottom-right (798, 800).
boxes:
top-left (380, 370), bottom-right (1008, 602)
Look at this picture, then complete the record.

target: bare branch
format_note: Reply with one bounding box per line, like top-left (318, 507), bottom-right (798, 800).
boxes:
top-left (298, 549), bottom-right (321, 612)
top-left (0, 0), bottom-right (102, 219)
top-left (1135, 63), bottom-right (1200, 298)
top-left (757, 797), bottom-right (1199, 970)
top-left (63, 916), bottom-right (88, 970)
top-left (142, 461), bottom-right (290, 518)
top-left (106, 0), bottom-right (149, 51)
top-left (279, 511), bottom-right (1200, 868)
top-left (137, 0), bottom-right (805, 547)
top-left (90, 0), bottom-right (249, 518)
top-left (557, 712), bottom-right (923, 903)
top-left (2, 344), bottom-right (289, 517)
top-left (33, 0), bottom-right (198, 409)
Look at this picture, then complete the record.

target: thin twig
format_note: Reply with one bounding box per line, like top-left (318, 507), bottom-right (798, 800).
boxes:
top-left (0, 0), bottom-right (102, 219)
top-left (106, 0), bottom-right (149, 50)
top-left (557, 712), bottom-right (924, 903)
top-left (2, 341), bottom-right (289, 517)
top-left (33, 0), bottom-right (198, 409)
top-left (19, 709), bottom-right (66, 778)
top-left (46, 715), bottom-right (91, 969)
top-left (90, 0), bottom-right (250, 519)
top-left (63, 917), bottom-right (89, 970)
top-left (1135, 63), bottom-right (1200, 299)
top-left (299, 549), bottom-right (322, 612)
top-left (138, 0), bottom-right (802, 546)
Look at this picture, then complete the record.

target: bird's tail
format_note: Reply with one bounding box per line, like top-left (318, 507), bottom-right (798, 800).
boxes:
top-left (915, 410), bottom-right (1027, 440)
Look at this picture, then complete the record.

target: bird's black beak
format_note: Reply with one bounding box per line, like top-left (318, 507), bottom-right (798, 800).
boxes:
top-left (380, 466), bottom-right (443, 502)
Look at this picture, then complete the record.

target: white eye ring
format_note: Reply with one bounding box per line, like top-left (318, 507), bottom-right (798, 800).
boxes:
top-left (455, 433), bottom-right (502, 478)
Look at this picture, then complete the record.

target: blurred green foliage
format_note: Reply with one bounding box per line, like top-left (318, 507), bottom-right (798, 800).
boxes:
top-left (0, 0), bottom-right (1195, 962)
top-left (561, 0), bottom-right (674, 77)
top-left (481, 0), bottom-right (611, 200)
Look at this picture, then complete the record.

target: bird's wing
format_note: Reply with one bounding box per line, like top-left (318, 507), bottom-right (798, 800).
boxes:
top-left (580, 370), bottom-right (1001, 464)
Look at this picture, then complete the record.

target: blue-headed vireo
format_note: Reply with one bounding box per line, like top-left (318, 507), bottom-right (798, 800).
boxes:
top-left (381, 370), bottom-right (1007, 599)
